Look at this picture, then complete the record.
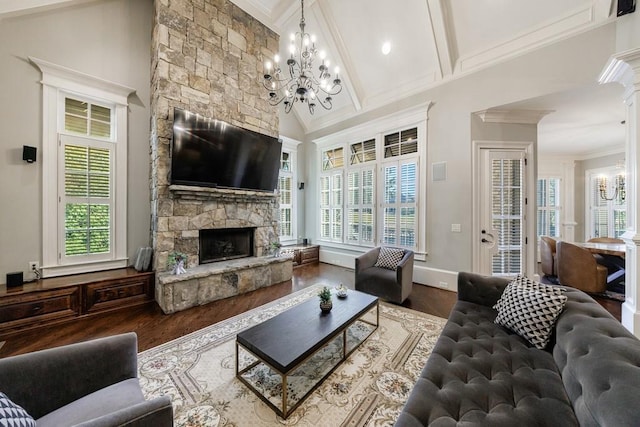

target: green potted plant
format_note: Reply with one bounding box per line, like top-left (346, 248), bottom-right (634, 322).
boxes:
top-left (318, 286), bottom-right (333, 313)
top-left (270, 241), bottom-right (282, 257)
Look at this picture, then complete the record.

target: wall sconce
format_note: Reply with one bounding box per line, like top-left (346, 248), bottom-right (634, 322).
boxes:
top-left (598, 174), bottom-right (626, 202)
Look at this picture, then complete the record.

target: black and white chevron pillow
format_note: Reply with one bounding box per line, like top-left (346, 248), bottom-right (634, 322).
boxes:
top-left (494, 275), bottom-right (564, 311)
top-left (494, 282), bottom-right (567, 349)
top-left (374, 247), bottom-right (405, 270)
top-left (0, 392), bottom-right (36, 427)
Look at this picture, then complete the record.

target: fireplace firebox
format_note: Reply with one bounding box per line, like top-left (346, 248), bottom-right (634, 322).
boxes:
top-left (200, 228), bottom-right (255, 264)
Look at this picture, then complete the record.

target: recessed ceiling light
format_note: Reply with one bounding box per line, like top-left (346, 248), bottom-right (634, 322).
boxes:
top-left (382, 41), bottom-right (391, 55)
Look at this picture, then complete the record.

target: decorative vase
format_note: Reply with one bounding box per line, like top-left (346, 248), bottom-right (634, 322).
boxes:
top-left (172, 260), bottom-right (186, 275)
top-left (320, 300), bottom-right (332, 313)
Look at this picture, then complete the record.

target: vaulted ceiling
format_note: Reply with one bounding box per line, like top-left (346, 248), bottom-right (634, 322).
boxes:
top-left (0, 0), bottom-right (626, 156)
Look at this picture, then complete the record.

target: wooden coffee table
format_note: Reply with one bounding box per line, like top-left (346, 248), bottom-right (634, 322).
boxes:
top-left (235, 290), bottom-right (379, 418)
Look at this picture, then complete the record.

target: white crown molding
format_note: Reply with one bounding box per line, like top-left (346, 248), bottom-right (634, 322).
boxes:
top-left (228, 0), bottom-right (281, 33)
top-left (599, 47), bottom-right (640, 100)
top-left (575, 145), bottom-right (625, 160)
top-left (29, 56), bottom-right (135, 104)
top-left (456, 5), bottom-right (603, 73)
top-left (475, 108), bottom-right (554, 124)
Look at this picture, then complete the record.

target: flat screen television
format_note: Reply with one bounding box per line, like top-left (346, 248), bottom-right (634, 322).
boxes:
top-left (170, 108), bottom-right (282, 192)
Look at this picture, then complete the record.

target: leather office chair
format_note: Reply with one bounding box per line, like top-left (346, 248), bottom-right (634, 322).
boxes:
top-left (355, 247), bottom-right (414, 304)
top-left (557, 241), bottom-right (607, 294)
top-left (588, 237), bottom-right (625, 288)
top-left (540, 236), bottom-right (557, 277)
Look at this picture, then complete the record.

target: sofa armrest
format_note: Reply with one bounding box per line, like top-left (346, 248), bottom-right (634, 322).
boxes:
top-left (72, 396), bottom-right (173, 427)
top-left (355, 247), bottom-right (380, 273)
top-left (457, 272), bottom-right (510, 308)
top-left (0, 333), bottom-right (139, 419)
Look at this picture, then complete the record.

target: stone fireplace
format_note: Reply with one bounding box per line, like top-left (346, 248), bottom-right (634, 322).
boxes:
top-left (149, 0), bottom-right (291, 314)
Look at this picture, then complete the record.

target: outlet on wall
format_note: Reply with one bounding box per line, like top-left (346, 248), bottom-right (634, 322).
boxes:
top-left (28, 261), bottom-right (40, 281)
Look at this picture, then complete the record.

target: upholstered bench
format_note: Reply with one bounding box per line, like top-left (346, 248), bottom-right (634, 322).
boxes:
top-left (395, 272), bottom-right (640, 426)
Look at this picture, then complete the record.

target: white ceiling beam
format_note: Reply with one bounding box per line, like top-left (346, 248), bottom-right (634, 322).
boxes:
top-left (272, 0), bottom-right (304, 30)
top-left (426, 0), bottom-right (456, 78)
top-left (313, 0), bottom-right (363, 112)
top-left (593, 0), bottom-right (616, 20)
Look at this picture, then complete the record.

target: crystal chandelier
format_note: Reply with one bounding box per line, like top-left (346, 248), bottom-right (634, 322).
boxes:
top-left (262, 0), bottom-right (342, 114)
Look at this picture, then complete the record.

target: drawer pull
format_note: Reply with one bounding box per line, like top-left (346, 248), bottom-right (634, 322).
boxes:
top-left (32, 305), bottom-right (42, 312)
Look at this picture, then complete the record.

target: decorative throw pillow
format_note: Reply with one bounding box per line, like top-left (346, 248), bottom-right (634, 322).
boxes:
top-left (494, 282), bottom-right (567, 349)
top-left (494, 275), bottom-right (564, 311)
top-left (0, 392), bottom-right (36, 427)
top-left (374, 247), bottom-right (405, 270)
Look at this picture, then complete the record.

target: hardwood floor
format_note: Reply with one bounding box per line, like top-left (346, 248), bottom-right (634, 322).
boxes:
top-left (0, 263), bottom-right (623, 358)
top-left (0, 263), bottom-right (457, 358)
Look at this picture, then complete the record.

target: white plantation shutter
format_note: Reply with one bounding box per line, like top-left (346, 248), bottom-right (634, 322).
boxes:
top-left (320, 176), bottom-right (331, 239)
top-left (491, 158), bottom-right (523, 276)
top-left (382, 160), bottom-right (417, 248)
top-left (62, 138), bottom-right (113, 258)
top-left (537, 178), bottom-right (561, 238)
top-left (347, 168), bottom-right (376, 245)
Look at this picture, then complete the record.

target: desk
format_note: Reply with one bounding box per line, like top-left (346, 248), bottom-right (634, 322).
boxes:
top-left (575, 242), bottom-right (625, 258)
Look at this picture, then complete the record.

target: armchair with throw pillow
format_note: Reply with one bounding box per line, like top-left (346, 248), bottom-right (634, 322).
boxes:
top-left (0, 332), bottom-right (173, 427)
top-left (355, 247), bottom-right (414, 304)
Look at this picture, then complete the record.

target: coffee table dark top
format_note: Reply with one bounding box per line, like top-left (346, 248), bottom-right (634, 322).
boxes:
top-left (237, 290), bottom-right (378, 373)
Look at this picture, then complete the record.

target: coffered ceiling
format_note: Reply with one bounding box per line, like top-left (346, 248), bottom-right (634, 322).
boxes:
top-left (0, 0), bottom-right (626, 156)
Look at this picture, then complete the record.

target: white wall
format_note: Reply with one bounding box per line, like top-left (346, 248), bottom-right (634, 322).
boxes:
top-left (0, 0), bottom-right (153, 281)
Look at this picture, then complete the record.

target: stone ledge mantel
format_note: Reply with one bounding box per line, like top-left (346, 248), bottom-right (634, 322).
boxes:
top-left (169, 184), bottom-right (278, 202)
top-left (156, 256), bottom-right (293, 314)
top-left (157, 255), bottom-right (291, 285)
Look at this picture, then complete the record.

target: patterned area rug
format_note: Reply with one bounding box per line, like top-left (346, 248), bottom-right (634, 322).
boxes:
top-left (139, 286), bottom-right (446, 426)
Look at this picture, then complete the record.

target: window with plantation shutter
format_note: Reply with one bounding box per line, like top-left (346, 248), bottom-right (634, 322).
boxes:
top-left (63, 143), bottom-right (112, 256)
top-left (491, 158), bottom-right (523, 276)
top-left (384, 127), bottom-right (418, 158)
top-left (537, 178), bottom-right (561, 239)
top-left (278, 151), bottom-right (293, 240)
top-left (382, 160), bottom-right (417, 248)
top-left (588, 169), bottom-right (626, 239)
top-left (33, 56), bottom-right (132, 278)
top-left (347, 168), bottom-right (375, 245)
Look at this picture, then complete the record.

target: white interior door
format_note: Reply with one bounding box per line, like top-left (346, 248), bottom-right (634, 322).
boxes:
top-left (478, 149), bottom-right (527, 277)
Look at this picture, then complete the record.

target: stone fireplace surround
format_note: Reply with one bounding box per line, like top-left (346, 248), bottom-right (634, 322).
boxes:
top-left (155, 185), bottom-right (292, 314)
top-left (149, 0), bottom-right (290, 314)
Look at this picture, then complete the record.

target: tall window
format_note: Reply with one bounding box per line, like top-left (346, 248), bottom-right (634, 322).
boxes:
top-left (33, 57), bottom-right (131, 277)
top-left (537, 177), bottom-right (561, 238)
top-left (62, 99), bottom-right (113, 259)
top-left (317, 123), bottom-right (421, 250)
top-left (382, 160), bottom-right (418, 247)
top-left (588, 169), bottom-right (626, 238)
top-left (320, 147), bottom-right (344, 241)
top-left (278, 151), bottom-right (293, 240)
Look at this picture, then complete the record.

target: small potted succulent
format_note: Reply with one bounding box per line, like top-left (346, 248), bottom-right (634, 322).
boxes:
top-left (270, 241), bottom-right (282, 257)
top-left (318, 286), bottom-right (333, 313)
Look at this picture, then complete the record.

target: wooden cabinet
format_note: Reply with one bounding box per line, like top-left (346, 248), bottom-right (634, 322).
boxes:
top-left (84, 275), bottom-right (153, 314)
top-left (0, 268), bottom-right (154, 336)
top-left (281, 245), bottom-right (320, 268)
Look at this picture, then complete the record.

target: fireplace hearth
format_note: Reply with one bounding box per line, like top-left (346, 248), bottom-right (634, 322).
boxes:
top-left (200, 228), bottom-right (255, 264)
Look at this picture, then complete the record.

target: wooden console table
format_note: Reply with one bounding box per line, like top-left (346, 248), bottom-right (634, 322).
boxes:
top-left (280, 244), bottom-right (320, 267)
top-left (0, 268), bottom-right (154, 337)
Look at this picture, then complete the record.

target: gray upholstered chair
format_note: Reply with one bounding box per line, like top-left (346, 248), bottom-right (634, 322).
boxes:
top-left (355, 247), bottom-right (414, 304)
top-left (557, 241), bottom-right (607, 294)
top-left (0, 332), bottom-right (173, 427)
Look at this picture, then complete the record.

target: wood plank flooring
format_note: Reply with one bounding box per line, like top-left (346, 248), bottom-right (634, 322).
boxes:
top-left (0, 263), bottom-right (621, 358)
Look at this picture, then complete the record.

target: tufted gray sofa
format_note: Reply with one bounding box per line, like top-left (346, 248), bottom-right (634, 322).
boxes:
top-left (395, 272), bottom-right (640, 426)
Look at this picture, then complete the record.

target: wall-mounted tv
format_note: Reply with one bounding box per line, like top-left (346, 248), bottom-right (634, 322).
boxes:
top-left (170, 108), bottom-right (282, 192)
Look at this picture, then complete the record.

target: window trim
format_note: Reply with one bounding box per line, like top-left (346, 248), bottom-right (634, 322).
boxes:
top-left (279, 137), bottom-right (302, 245)
top-left (31, 57), bottom-right (135, 278)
